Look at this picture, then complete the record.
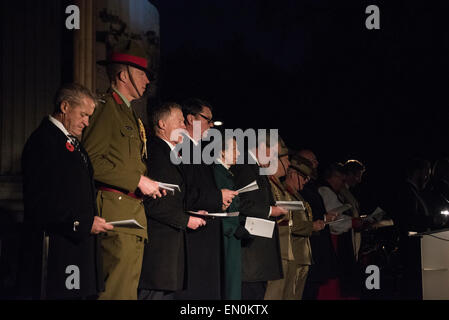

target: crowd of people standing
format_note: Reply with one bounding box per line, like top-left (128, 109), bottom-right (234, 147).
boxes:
top-left (19, 40), bottom-right (449, 300)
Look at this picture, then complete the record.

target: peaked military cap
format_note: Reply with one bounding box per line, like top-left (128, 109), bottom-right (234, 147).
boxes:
top-left (290, 155), bottom-right (316, 179)
top-left (98, 39), bottom-right (153, 80)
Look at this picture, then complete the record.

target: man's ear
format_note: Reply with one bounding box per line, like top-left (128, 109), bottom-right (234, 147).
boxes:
top-left (60, 101), bottom-right (70, 114)
top-left (117, 69), bottom-right (128, 83)
top-left (157, 119), bottom-right (165, 130)
top-left (186, 114), bottom-right (194, 126)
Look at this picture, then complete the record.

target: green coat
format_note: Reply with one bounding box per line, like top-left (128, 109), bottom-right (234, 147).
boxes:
top-left (213, 163), bottom-right (241, 300)
top-left (82, 90), bottom-right (147, 239)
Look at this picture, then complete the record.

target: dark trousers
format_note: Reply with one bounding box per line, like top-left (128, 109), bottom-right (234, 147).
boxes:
top-left (138, 289), bottom-right (174, 300)
top-left (242, 281), bottom-right (267, 300)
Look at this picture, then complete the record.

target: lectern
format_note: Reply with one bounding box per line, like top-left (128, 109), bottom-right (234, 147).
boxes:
top-left (413, 228), bottom-right (449, 300)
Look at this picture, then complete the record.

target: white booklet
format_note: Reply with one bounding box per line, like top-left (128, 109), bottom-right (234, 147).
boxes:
top-left (366, 206), bottom-right (386, 222)
top-left (187, 211), bottom-right (240, 217)
top-left (158, 182), bottom-right (181, 195)
top-left (108, 219), bottom-right (145, 229)
top-left (275, 201), bottom-right (305, 211)
top-left (236, 180), bottom-right (259, 194)
top-left (245, 217), bottom-right (275, 238)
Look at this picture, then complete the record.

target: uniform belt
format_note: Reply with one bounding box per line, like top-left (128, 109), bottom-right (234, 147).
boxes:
top-left (98, 186), bottom-right (142, 200)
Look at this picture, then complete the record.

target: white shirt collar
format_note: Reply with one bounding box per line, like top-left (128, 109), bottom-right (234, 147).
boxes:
top-left (185, 132), bottom-right (199, 146)
top-left (48, 115), bottom-right (70, 138)
top-left (248, 150), bottom-right (260, 166)
top-left (216, 157), bottom-right (231, 170)
top-left (161, 138), bottom-right (176, 151)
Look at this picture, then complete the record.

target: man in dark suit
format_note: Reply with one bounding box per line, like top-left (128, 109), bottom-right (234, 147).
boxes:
top-left (396, 158), bottom-right (432, 299)
top-left (138, 102), bottom-right (206, 300)
top-left (230, 134), bottom-right (287, 300)
top-left (20, 83), bottom-right (113, 299)
top-left (174, 98), bottom-right (238, 300)
top-left (298, 149), bottom-right (338, 300)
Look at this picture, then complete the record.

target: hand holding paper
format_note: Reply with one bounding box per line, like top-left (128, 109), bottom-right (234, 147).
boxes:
top-left (236, 180), bottom-right (259, 194)
top-left (157, 182), bottom-right (181, 195)
top-left (108, 219), bottom-right (145, 229)
top-left (187, 210), bottom-right (239, 217)
top-left (275, 201), bottom-right (305, 211)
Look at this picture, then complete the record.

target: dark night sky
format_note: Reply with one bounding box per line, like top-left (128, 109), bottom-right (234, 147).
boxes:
top-left (153, 0), bottom-right (449, 210)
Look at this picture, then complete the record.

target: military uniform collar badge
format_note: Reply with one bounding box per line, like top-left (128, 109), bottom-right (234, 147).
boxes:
top-left (112, 91), bottom-right (124, 105)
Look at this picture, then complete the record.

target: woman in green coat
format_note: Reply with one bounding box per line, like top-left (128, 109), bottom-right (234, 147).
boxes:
top-left (213, 135), bottom-right (241, 300)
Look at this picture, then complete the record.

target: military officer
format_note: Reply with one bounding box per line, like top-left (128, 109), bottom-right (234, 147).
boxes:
top-left (82, 40), bottom-right (164, 300)
top-left (264, 137), bottom-right (295, 300)
top-left (284, 156), bottom-right (325, 299)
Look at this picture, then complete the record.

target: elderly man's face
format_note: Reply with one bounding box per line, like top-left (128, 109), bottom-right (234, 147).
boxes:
top-left (165, 108), bottom-right (186, 144)
top-left (62, 97), bottom-right (95, 137)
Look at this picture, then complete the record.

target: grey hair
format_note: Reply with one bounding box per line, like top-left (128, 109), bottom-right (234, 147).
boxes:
top-left (53, 83), bottom-right (97, 114)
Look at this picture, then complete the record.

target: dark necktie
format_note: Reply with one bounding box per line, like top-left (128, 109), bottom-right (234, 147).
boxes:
top-left (68, 135), bottom-right (87, 164)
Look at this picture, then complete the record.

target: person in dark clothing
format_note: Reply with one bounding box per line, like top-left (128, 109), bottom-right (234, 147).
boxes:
top-left (174, 99), bottom-right (237, 300)
top-left (423, 158), bottom-right (449, 229)
top-left (20, 83), bottom-right (113, 299)
top-left (395, 158), bottom-right (432, 299)
top-left (297, 150), bottom-right (338, 300)
top-left (138, 102), bottom-right (206, 300)
top-left (230, 134), bottom-right (287, 300)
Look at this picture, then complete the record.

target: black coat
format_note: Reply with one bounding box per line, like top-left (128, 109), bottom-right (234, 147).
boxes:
top-left (395, 181), bottom-right (433, 235)
top-left (230, 162), bottom-right (283, 282)
top-left (301, 180), bottom-right (337, 283)
top-left (174, 137), bottom-right (223, 300)
top-left (139, 137), bottom-right (190, 291)
top-left (20, 117), bottom-right (103, 299)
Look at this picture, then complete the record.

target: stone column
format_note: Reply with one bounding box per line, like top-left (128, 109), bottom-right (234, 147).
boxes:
top-left (73, 0), bottom-right (95, 92)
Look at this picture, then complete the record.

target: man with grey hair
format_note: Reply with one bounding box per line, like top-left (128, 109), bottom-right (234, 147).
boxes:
top-left (21, 83), bottom-right (113, 299)
top-left (138, 102), bottom-right (207, 300)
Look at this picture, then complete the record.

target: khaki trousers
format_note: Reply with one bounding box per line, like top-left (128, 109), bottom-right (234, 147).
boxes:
top-left (265, 260), bottom-right (309, 300)
top-left (98, 231), bottom-right (144, 300)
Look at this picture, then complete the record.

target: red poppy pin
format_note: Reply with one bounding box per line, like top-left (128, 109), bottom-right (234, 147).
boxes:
top-left (66, 141), bottom-right (74, 152)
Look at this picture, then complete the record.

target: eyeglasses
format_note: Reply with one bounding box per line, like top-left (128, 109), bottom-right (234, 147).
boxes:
top-left (198, 113), bottom-right (213, 124)
top-left (299, 172), bottom-right (310, 180)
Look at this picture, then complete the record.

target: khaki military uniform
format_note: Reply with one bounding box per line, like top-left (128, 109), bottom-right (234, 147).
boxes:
top-left (82, 90), bottom-right (148, 300)
top-left (264, 176), bottom-right (297, 300)
top-left (285, 185), bottom-right (314, 300)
